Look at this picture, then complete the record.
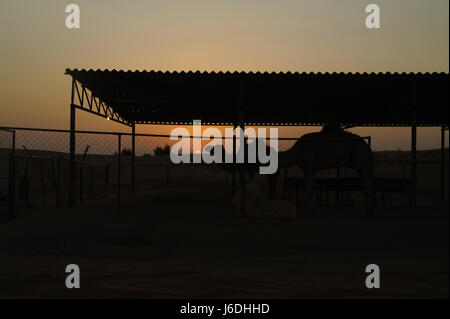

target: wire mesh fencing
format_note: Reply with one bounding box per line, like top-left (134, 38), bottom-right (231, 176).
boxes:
top-left (0, 128), bottom-right (14, 178)
top-left (0, 126), bottom-right (448, 221)
top-left (0, 128), bottom-right (14, 151)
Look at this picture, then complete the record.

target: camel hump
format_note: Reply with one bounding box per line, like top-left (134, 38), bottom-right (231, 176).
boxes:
top-left (302, 126), bottom-right (363, 141)
top-left (294, 129), bottom-right (371, 157)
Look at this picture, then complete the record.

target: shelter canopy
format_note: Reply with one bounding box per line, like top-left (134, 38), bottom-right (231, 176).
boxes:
top-left (65, 69), bottom-right (449, 127)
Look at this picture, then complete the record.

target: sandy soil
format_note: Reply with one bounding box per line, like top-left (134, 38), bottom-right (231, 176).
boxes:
top-left (0, 183), bottom-right (448, 298)
top-left (0, 148), bottom-right (448, 298)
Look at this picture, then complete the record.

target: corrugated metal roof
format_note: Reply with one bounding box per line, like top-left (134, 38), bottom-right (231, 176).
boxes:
top-left (65, 69), bottom-right (449, 126)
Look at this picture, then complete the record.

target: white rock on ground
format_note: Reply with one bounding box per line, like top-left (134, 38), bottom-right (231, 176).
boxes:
top-left (232, 181), bottom-right (296, 219)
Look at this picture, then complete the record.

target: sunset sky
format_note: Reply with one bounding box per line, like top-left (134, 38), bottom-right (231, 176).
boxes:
top-left (0, 0), bottom-right (448, 151)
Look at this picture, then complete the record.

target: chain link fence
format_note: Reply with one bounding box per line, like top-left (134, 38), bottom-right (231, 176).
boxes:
top-left (0, 127), bottom-right (448, 221)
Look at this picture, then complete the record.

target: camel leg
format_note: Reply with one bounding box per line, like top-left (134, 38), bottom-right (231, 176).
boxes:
top-left (272, 173), bottom-right (278, 198)
top-left (305, 164), bottom-right (315, 214)
top-left (360, 167), bottom-right (374, 218)
top-left (282, 168), bottom-right (287, 200)
top-left (248, 170), bottom-right (255, 182)
top-left (267, 173), bottom-right (277, 199)
top-left (243, 169), bottom-right (256, 186)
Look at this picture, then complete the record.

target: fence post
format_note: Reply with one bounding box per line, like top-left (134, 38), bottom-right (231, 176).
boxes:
top-left (411, 112), bottom-right (417, 207)
top-left (239, 81), bottom-right (246, 217)
top-left (335, 167), bottom-right (341, 205)
top-left (105, 164), bottom-right (109, 184)
top-left (12, 130), bottom-right (16, 156)
top-left (166, 164), bottom-right (169, 186)
top-left (232, 124), bottom-right (237, 197)
top-left (56, 156), bottom-right (61, 206)
top-left (131, 123), bottom-right (136, 195)
top-left (410, 80), bottom-right (417, 207)
top-left (282, 168), bottom-right (288, 200)
top-left (441, 126), bottom-right (446, 205)
top-left (24, 158), bottom-right (30, 207)
top-left (7, 153), bottom-right (16, 221)
top-left (39, 158), bottom-right (47, 207)
top-left (69, 84), bottom-right (76, 207)
top-left (89, 165), bottom-right (93, 195)
top-left (117, 134), bottom-right (121, 216)
top-left (74, 162), bottom-right (77, 204)
top-left (79, 165), bottom-right (83, 203)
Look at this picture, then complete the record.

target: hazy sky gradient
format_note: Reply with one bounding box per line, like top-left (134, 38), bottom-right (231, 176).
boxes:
top-left (0, 0), bottom-right (448, 150)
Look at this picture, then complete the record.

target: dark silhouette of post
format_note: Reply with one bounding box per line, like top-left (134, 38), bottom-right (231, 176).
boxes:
top-left (8, 153), bottom-right (16, 221)
top-left (117, 133), bottom-right (121, 216)
top-left (165, 164), bottom-right (169, 186)
top-left (335, 167), bottom-right (341, 205)
top-left (131, 123), bottom-right (136, 195)
top-left (411, 114), bottom-right (417, 207)
top-left (105, 164), bottom-right (109, 184)
top-left (232, 123), bottom-right (237, 197)
top-left (79, 165), bottom-right (83, 203)
top-left (56, 156), bottom-right (61, 206)
top-left (12, 130), bottom-right (15, 156)
top-left (69, 78), bottom-right (76, 207)
top-left (410, 81), bottom-right (417, 207)
top-left (39, 158), bottom-right (47, 206)
top-left (89, 165), bottom-right (93, 195)
top-left (239, 80), bottom-right (246, 217)
top-left (81, 145), bottom-right (89, 162)
top-left (282, 168), bottom-right (288, 200)
top-left (441, 126), bottom-right (446, 204)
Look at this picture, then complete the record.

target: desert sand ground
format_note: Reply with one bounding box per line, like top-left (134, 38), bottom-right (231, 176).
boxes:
top-left (0, 148), bottom-right (448, 298)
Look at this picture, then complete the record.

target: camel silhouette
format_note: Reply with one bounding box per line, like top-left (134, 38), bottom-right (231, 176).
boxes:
top-left (207, 139), bottom-right (279, 196)
top-left (276, 124), bottom-right (374, 215)
top-left (209, 124), bottom-right (374, 215)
